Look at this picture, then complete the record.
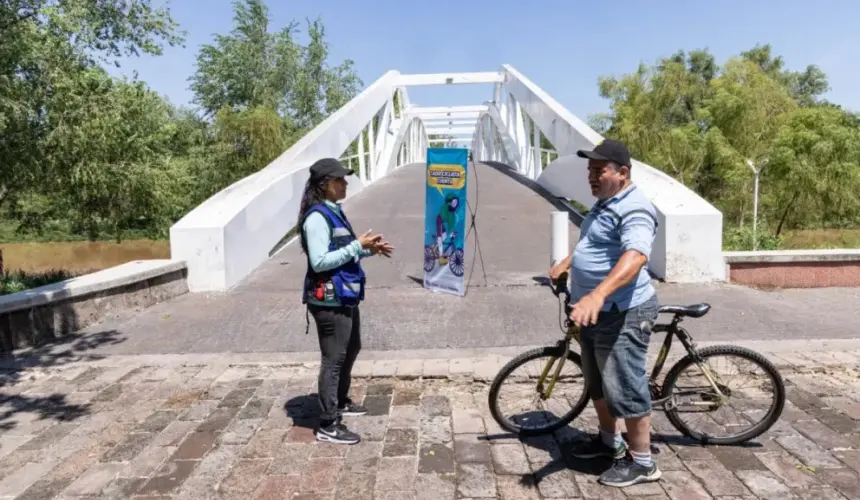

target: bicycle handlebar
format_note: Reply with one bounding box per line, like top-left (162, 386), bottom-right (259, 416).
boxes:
top-left (548, 271), bottom-right (576, 330)
top-left (548, 272), bottom-right (571, 303)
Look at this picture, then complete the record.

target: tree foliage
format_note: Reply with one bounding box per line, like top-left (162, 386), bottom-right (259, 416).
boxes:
top-left (0, 0), bottom-right (362, 242)
top-left (592, 44), bottom-right (860, 249)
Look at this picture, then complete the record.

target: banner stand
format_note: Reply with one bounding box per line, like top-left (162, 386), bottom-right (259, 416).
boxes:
top-left (422, 148), bottom-right (469, 296)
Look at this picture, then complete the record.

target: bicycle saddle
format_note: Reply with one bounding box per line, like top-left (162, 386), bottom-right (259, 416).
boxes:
top-left (658, 303), bottom-right (711, 318)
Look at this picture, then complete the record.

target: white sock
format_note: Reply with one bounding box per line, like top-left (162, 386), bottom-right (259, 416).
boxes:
top-left (631, 449), bottom-right (653, 467)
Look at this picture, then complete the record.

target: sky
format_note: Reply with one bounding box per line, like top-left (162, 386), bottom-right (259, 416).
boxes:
top-left (108, 0), bottom-right (860, 121)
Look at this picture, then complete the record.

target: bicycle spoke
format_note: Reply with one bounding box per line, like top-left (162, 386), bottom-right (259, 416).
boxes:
top-left (667, 350), bottom-right (781, 442)
top-left (489, 348), bottom-right (588, 434)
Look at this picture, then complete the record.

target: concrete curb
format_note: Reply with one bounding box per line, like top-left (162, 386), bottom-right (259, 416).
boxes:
top-left (3, 339), bottom-right (859, 380)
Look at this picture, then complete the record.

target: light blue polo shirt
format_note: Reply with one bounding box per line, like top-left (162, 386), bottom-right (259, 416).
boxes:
top-left (570, 183), bottom-right (658, 311)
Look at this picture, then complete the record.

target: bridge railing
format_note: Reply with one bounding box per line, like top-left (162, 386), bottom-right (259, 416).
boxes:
top-left (471, 65), bottom-right (725, 283)
top-left (385, 114), bottom-right (430, 174)
top-left (530, 147), bottom-right (558, 169)
top-left (339, 115), bottom-right (426, 176)
top-left (170, 71), bottom-right (417, 291)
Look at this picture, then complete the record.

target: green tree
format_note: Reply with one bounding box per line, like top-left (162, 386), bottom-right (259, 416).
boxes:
top-left (0, 0), bottom-right (368, 247)
top-left (740, 44), bottom-right (830, 106)
top-left (592, 45), bottom-right (860, 248)
top-left (187, 0), bottom-right (364, 198)
top-left (0, 0), bottom-right (185, 239)
top-left (766, 106), bottom-right (860, 234)
top-left (35, 69), bottom-right (182, 240)
top-left (189, 0), bottom-right (301, 116)
top-left (429, 134), bottom-right (456, 148)
top-left (189, 0), bottom-right (362, 129)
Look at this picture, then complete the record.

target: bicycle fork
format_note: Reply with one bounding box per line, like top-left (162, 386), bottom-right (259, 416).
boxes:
top-left (536, 330), bottom-right (578, 400)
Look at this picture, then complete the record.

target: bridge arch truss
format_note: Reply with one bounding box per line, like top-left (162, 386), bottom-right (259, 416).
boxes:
top-left (171, 66), bottom-right (724, 292)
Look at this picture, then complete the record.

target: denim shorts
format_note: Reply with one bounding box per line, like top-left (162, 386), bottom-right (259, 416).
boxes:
top-left (578, 293), bottom-right (659, 419)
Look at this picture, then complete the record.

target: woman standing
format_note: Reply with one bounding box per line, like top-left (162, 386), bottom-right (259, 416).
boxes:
top-left (298, 158), bottom-right (393, 445)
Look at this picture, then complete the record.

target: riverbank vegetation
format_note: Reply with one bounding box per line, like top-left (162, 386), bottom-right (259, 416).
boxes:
top-left (1, 0), bottom-right (361, 246)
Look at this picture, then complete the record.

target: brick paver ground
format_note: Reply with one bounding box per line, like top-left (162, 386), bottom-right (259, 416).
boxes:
top-left (1, 346), bottom-right (859, 499)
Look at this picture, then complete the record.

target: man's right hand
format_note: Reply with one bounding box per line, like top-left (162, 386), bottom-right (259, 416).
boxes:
top-left (548, 254), bottom-right (572, 281)
top-left (358, 229), bottom-right (383, 249)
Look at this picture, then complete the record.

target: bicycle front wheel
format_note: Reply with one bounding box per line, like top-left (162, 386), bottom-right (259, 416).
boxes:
top-left (488, 346), bottom-right (589, 436)
top-left (661, 344), bottom-right (786, 445)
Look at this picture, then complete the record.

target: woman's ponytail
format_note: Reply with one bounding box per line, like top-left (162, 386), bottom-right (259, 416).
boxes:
top-left (297, 176), bottom-right (329, 254)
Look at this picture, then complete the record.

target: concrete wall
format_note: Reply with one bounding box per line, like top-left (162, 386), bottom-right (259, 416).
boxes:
top-left (0, 260), bottom-right (187, 352)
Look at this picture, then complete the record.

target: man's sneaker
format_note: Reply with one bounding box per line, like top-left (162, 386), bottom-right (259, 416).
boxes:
top-left (315, 421), bottom-right (360, 445)
top-left (599, 457), bottom-right (661, 487)
top-left (569, 434), bottom-right (628, 460)
top-left (338, 399), bottom-right (368, 417)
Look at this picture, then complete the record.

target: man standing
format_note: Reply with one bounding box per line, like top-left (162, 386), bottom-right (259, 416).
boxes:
top-left (549, 139), bottom-right (661, 487)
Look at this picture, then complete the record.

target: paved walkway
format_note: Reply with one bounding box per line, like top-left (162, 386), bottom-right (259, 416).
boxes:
top-left (1, 341), bottom-right (859, 499)
top-left (55, 161), bottom-right (860, 358)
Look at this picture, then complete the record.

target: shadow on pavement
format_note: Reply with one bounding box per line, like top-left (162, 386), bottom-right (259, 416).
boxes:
top-left (0, 328), bottom-right (126, 434)
top-left (482, 416), bottom-right (767, 485)
top-left (284, 393), bottom-right (322, 430)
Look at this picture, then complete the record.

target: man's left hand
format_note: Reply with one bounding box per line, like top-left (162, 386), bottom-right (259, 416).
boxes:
top-left (570, 292), bottom-right (605, 327)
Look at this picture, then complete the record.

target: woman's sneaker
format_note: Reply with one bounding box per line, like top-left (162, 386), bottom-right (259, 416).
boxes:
top-left (338, 399), bottom-right (368, 417)
top-left (315, 421), bottom-right (360, 445)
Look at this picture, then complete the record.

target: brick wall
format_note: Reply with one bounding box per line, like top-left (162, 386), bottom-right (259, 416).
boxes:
top-left (724, 250), bottom-right (860, 289)
top-left (728, 261), bottom-right (860, 288)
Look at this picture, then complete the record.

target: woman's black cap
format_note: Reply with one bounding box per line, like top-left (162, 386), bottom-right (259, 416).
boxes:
top-left (309, 158), bottom-right (354, 181)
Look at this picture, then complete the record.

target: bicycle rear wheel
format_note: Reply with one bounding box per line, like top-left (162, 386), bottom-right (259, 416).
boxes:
top-left (661, 344), bottom-right (785, 445)
top-left (488, 346), bottom-right (589, 436)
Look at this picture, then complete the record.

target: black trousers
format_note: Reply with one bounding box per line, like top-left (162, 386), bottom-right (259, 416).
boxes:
top-left (308, 304), bottom-right (362, 423)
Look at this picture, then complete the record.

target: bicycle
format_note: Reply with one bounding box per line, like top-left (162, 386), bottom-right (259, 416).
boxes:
top-left (487, 273), bottom-right (786, 446)
top-left (423, 231), bottom-right (466, 277)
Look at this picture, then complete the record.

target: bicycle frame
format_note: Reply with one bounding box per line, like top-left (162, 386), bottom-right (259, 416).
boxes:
top-left (537, 277), bottom-right (727, 405)
top-left (650, 318), bottom-right (728, 408)
top-left (442, 234), bottom-right (457, 256)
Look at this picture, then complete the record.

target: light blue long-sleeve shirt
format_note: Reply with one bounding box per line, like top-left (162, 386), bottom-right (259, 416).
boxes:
top-left (303, 200), bottom-right (372, 306)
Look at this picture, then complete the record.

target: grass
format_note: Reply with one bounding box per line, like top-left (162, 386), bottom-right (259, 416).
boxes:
top-left (780, 228), bottom-right (860, 249)
top-left (0, 220), bottom-right (161, 244)
top-left (1, 268), bottom-right (79, 295)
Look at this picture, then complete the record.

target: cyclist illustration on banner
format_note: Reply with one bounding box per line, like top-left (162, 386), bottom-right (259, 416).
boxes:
top-left (423, 148), bottom-right (468, 296)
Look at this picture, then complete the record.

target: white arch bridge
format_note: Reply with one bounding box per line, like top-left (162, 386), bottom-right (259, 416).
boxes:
top-left (171, 65), bottom-right (724, 293)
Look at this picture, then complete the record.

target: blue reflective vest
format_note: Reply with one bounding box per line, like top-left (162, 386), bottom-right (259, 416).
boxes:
top-left (301, 203), bottom-right (366, 307)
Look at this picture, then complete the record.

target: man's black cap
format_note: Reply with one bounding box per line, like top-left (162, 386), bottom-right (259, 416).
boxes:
top-left (309, 158), bottom-right (353, 181)
top-left (576, 138), bottom-right (631, 168)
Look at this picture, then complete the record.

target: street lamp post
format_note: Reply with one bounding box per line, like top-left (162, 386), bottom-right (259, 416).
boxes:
top-left (745, 158), bottom-right (767, 250)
